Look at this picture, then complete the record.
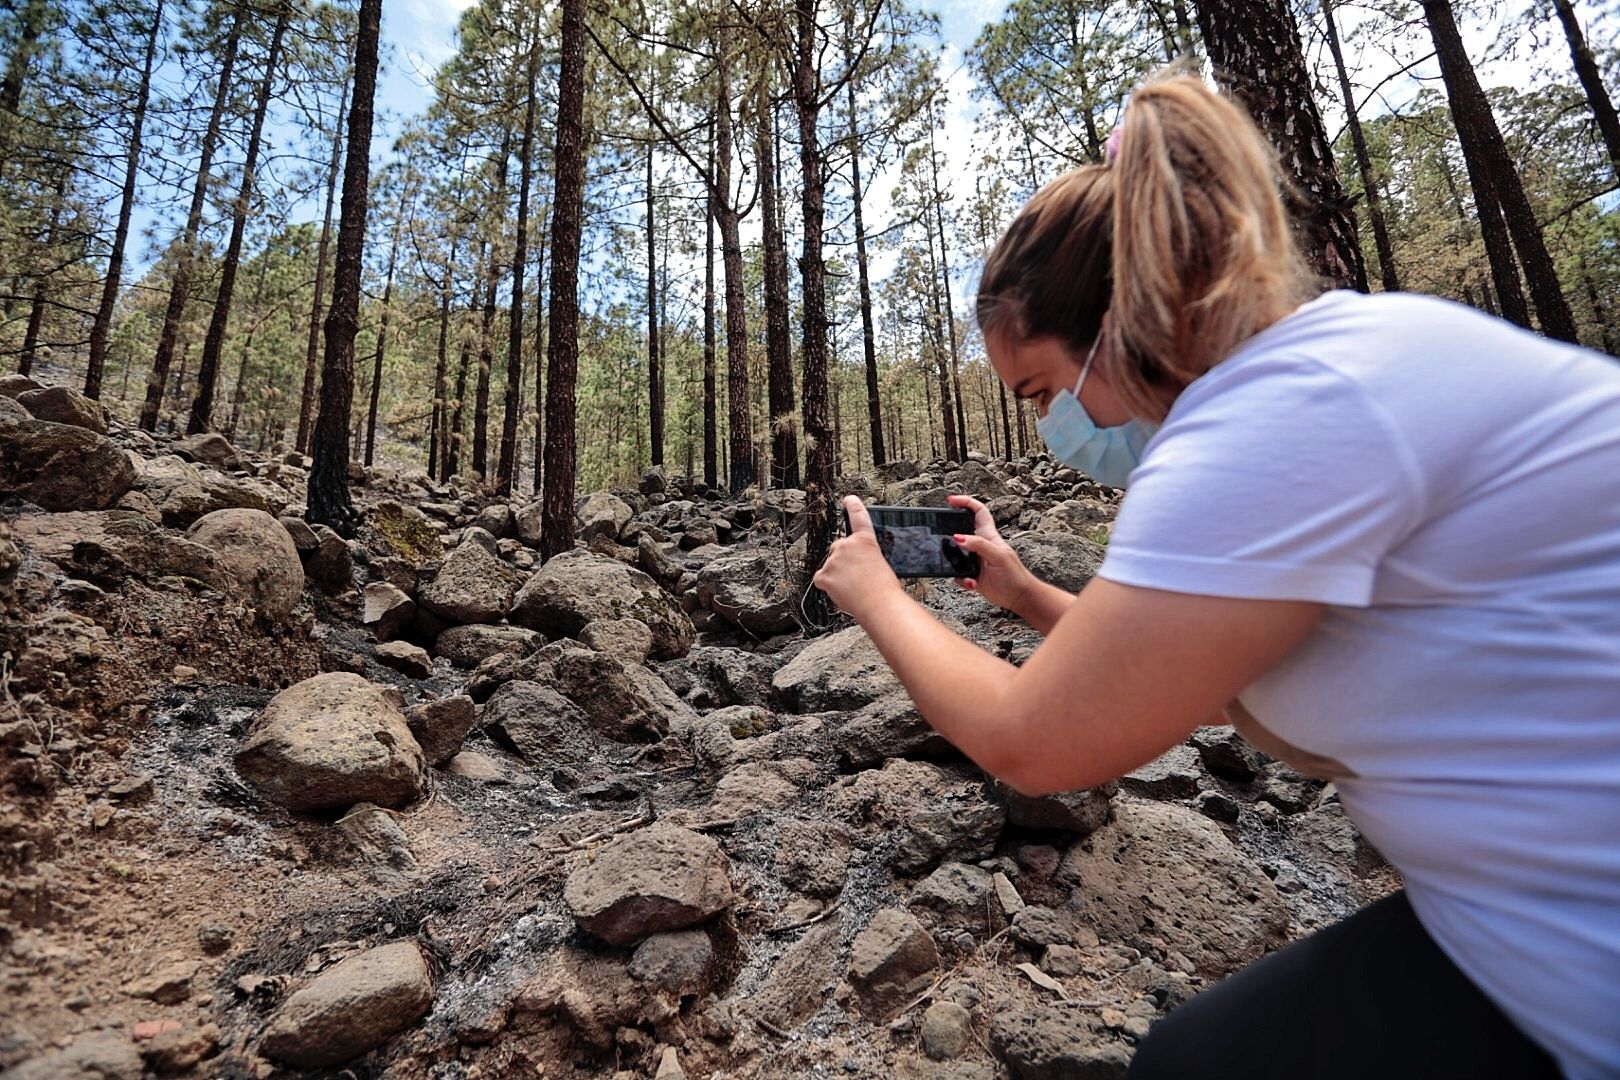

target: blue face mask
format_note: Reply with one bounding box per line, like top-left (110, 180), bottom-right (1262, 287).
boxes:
top-left (1035, 334), bottom-right (1158, 489)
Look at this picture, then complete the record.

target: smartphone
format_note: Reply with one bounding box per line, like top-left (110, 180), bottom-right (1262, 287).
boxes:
top-left (844, 504), bottom-right (982, 579)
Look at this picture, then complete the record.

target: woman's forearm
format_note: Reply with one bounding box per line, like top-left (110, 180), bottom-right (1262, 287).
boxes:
top-left (1018, 578), bottom-right (1080, 635)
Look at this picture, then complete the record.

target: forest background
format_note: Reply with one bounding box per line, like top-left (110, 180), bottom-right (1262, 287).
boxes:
top-left (1, 0), bottom-right (1616, 544)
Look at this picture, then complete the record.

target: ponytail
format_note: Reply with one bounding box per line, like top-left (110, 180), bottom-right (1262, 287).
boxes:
top-left (976, 70), bottom-right (1311, 421)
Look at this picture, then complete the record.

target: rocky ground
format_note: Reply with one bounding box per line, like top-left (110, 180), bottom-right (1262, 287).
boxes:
top-left (0, 374), bottom-right (1397, 1079)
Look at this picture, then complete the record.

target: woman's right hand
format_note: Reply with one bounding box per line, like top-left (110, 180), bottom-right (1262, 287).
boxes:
top-left (947, 494), bottom-right (1035, 615)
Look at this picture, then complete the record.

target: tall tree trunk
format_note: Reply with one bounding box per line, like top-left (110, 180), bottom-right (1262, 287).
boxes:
top-left (846, 77), bottom-right (885, 468)
top-left (86, 0), bottom-right (162, 398)
top-left (715, 16), bottom-right (754, 491)
top-left (141, 5), bottom-right (244, 431)
top-left (539, 0), bottom-right (587, 559)
top-left (448, 260), bottom-right (482, 479)
top-left (758, 94), bottom-right (799, 489)
top-left (531, 226), bottom-right (548, 496)
top-left (1438, 146), bottom-right (1523, 323)
top-left (1578, 251), bottom-right (1616, 355)
top-left (1323, 0), bottom-right (1400, 293)
top-left (644, 143), bottom-right (664, 467)
top-left (364, 203), bottom-right (403, 466)
top-left (225, 253), bottom-right (270, 439)
top-left (476, 132), bottom-right (512, 482)
top-left (18, 170), bottom-right (64, 375)
top-left (428, 232), bottom-right (460, 480)
top-left (928, 120), bottom-right (968, 459)
top-left (0, 0), bottom-right (47, 161)
top-left (1423, 0), bottom-right (1578, 342)
top-left (189, 0), bottom-right (289, 434)
top-left (1551, 0), bottom-right (1620, 178)
top-left (702, 120), bottom-right (718, 489)
top-left (1194, 0), bottom-right (1367, 288)
top-left (998, 382), bottom-right (1013, 460)
top-left (296, 74), bottom-right (350, 454)
top-left (792, 0), bottom-right (835, 626)
top-left (306, 0), bottom-right (380, 536)
top-left (498, 44), bottom-right (539, 495)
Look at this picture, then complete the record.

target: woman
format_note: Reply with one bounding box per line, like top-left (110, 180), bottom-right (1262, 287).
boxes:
top-left (813, 73), bottom-right (1620, 1079)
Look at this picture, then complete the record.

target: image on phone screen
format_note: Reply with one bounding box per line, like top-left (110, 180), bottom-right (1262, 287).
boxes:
top-left (858, 506), bottom-right (981, 578)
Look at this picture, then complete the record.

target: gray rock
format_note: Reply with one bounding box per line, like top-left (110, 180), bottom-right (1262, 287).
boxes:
top-left (339, 802), bottom-right (416, 875)
top-left (772, 624), bottom-right (900, 712)
top-left (405, 694), bottom-right (476, 766)
top-left (1007, 532), bottom-right (1106, 595)
top-left (835, 691), bottom-right (953, 768)
top-left (998, 782), bottom-right (1115, 836)
top-left (563, 822), bottom-right (733, 946)
top-left (580, 617), bottom-right (654, 664)
top-left (0, 415), bottom-right (136, 510)
top-left (10, 509), bottom-right (231, 591)
top-left (990, 1005), bottom-right (1130, 1080)
top-left (418, 536), bottom-right (520, 625)
top-left (7, 1032), bottom-right (143, 1080)
top-left (259, 941), bottom-right (433, 1069)
top-left (1059, 800), bottom-right (1287, 976)
top-left (474, 503), bottom-right (513, 538)
top-left (892, 797), bottom-right (1006, 877)
top-left (921, 1000), bottom-right (975, 1061)
top-left (947, 459), bottom-right (1009, 499)
top-left (140, 454), bottom-right (288, 526)
top-left (909, 862), bottom-right (1000, 933)
top-left (1009, 906), bottom-right (1079, 949)
top-left (538, 642), bottom-right (692, 742)
top-left (737, 915), bottom-right (845, 1031)
top-left (235, 673), bottom-right (426, 815)
top-left (691, 543), bottom-right (803, 635)
top-left (684, 646), bottom-right (776, 709)
top-left (172, 431), bottom-right (238, 468)
top-left (481, 680), bottom-right (597, 765)
top-left (304, 523), bottom-right (353, 594)
top-left (576, 490), bottom-right (633, 541)
top-left (513, 500), bottom-right (543, 546)
top-left (375, 640), bottom-right (432, 679)
top-left (433, 623), bottom-right (540, 668)
top-left (17, 385), bottom-right (106, 434)
top-left (847, 908), bottom-right (939, 1018)
top-left (628, 928), bottom-right (716, 993)
top-left (1120, 744), bottom-right (1203, 800)
top-left (187, 508), bottom-right (305, 619)
top-left (774, 818), bottom-right (852, 898)
top-left (638, 465), bottom-right (668, 494)
top-left (1191, 725), bottom-right (1266, 782)
top-left (362, 582), bottom-right (416, 641)
top-left (1037, 499), bottom-right (1114, 537)
top-left (511, 548), bottom-right (693, 661)
top-left (0, 373), bottom-right (43, 398)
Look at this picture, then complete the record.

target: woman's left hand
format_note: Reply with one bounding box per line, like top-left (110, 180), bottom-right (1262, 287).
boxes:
top-left (814, 496), bottom-right (904, 620)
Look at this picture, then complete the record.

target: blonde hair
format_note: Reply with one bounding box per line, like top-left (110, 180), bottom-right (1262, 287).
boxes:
top-left (976, 72), bottom-right (1313, 422)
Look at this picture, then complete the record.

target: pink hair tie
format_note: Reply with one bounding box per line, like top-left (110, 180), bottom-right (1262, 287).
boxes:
top-left (1105, 124), bottom-right (1124, 163)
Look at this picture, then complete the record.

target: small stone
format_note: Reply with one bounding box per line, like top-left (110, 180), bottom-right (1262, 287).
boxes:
top-left (404, 695), bottom-right (476, 767)
top-left (580, 618), bottom-right (655, 665)
top-left (1196, 791), bottom-right (1241, 824)
top-left (375, 640), bottom-right (432, 679)
top-left (1043, 945), bottom-right (1085, 977)
top-left (998, 783), bottom-right (1115, 835)
top-left (106, 775), bottom-right (153, 804)
top-left (127, 960), bottom-right (198, 1005)
top-left (445, 751), bottom-right (509, 783)
top-left (1120, 744), bottom-right (1203, 800)
top-left (654, 1046), bottom-right (686, 1080)
top-left (992, 872), bottom-right (1025, 916)
top-left (197, 926), bottom-right (234, 956)
top-left (139, 1022), bottom-right (219, 1074)
top-left (259, 941), bottom-right (433, 1069)
top-left (628, 929), bottom-right (716, 994)
top-left (920, 1000), bottom-right (974, 1061)
top-left (361, 582), bottom-right (415, 642)
top-left (563, 823), bottom-right (733, 946)
top-left (847, 908), bottom-right (939, 1018)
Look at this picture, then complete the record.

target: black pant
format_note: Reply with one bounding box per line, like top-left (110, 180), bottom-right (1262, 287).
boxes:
top-left (1127, 891), bottom-right (1562, 1079)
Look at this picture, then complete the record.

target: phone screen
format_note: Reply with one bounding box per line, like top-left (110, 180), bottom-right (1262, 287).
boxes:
top-left (855, 505), bottom-right (981, 578)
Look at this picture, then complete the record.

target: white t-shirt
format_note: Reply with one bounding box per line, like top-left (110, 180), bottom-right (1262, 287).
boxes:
top-left (1098, 290), bottom-right (1620, 1079)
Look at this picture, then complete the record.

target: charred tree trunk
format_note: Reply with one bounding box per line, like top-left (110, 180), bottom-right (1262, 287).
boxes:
top-left (190, 0), bottom-right (289, 434)
top-left (846, 78), bottom-right (884, 468)
top-left (448, 261), bottom-right (482, 479)
top-left (702, 120), bottom-right (718, 489)
top-left (531, 227), bottom-right (548, 496)
top-left (539, 0), bottom-right (587, 559)
top-left (1423, 0), bottom-right (1577, 342)
top-left (644, 144), bottom-right (664, 468)
top-left (1551, 0), bottom-right (1620, 178)
top-left (475, 132), bottom-right (512, 482)
top-left (0, 0), bottom-right (47, 161)
top-left (18, 170), bottom-right (64, 376)
top-left (141, 6), bottom-right (244, 431)
top-left (296, 76), bottom-right (349, 454)
top-left (1438, 146), bottom-right (1524, 324)
top-left (86, 0), bottom-right (162, 399)
top-left (1194, 0), bottom-right (1367, 288)
top-left (1323, 0), bottom-right (1399, 293)
top-left (928, 121), bottom-right (968, 460)
top-left (364, 204), bottom-right (402, 466)
top-left (306, 0), bottom-right (380, 536)
top-left (225, 254), bottom-right (270, 439)
top-left (759, 95), bottom-right (798, 489)
top-left (497, 46), bottom-right (539, 495)
top-left (715, 18), bottom-right (754, 492)
top-left (428, 232), bottom-right (460, 480)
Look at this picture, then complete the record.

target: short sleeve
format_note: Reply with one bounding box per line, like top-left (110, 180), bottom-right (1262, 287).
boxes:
top-left (1098, 355), bottom-right (1425, 607)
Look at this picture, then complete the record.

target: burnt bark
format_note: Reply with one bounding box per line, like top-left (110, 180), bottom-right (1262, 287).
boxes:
top-left (363, 200), bottom-right (403, 466)
top-left (296, 73), bottom-right (349, 455)
top-left (498, 43), bottom-right (539, 496)
top-left (758, 94), bottom-right (799, 489)
top-left (1551, 0), bottom-right (1620, 178)
top-left (703, 120), bottom-right (718, 489)
top-left (845, 77), bottom-right (885, 468)
top-left (306, 0), bottom-right (380, 536)
top-left (1194, 0), bottom-right (1367, 288)
top-left (1323, 0), bottom-right (1399, 293)
top-left (475, 132), bottom-right (512, 481)
top-left (715, 17), bottom-right (754, 492)
top-left (646, 143), bottom-right (663, 467)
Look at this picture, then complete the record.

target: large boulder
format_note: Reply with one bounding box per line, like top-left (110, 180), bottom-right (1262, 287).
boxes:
top-left (537, 642), bottom-right (692, 742)
top-left (772, 624), bottom-right (900, 712)
top-left (433, 623), bottom-right (540, 669)
top-left (1058, 800), bottom-right (1288, 976)
top-left (259, 941), bottom-right (433, 1069)
top-left (481, 679), bottom-right (598, 765)
top-left (17, 385), bottom-right (106, 434)
top-left (563, 823), bottom-right (733, 946)
top-left (172, 431), bottom-right (240, 469)
top-left (235, 673), bottom-right (427, 815)
top-left (691, 544), bottom-right (803, 636)
top-left (187, 508), bottom-right (305, 619)
top-left (576, 490), bottom-right (632, 542)
top-left (847, 908), bottom-right (939, 1018)
top-left (417, 536), bottom-right (520, 625)
top-left (1007, 531), bottom-right (1106, 595)
top-left (0, 415), bottom-right (135, 510)
top-left (10, 509), bottom-right (232, 591)
top-left (139, 454), bottom-right (289, 527)
top-left (510, 549), bottom-right (693, 661)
